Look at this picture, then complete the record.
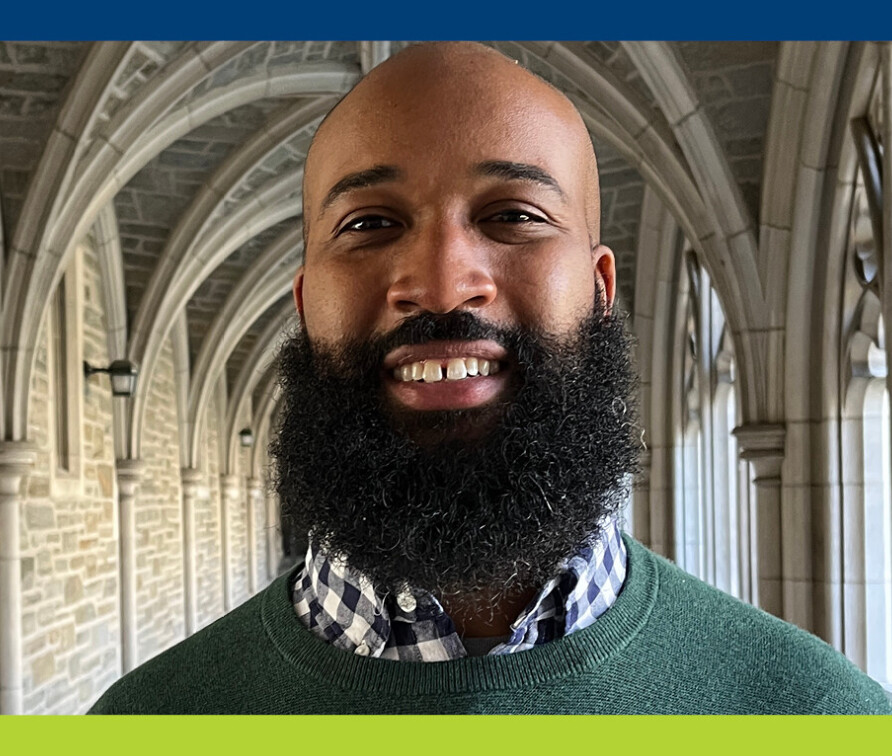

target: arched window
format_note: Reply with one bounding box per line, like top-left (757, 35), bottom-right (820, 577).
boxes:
top-left (841, 117), bottom-right (892, 687)
top-left (672, 247), bottom-right (748, 599)
top-left (712, 324), bottom-right (742, 598)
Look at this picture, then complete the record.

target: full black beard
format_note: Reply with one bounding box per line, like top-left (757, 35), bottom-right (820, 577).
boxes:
top-left (269, 306), bottom-right (640, 601)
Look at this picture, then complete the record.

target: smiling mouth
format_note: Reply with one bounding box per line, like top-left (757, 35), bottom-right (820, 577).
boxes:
top-left (391, 356), bottom-right (502, 383)
top-left (383, 341), bottom-right (511, 412)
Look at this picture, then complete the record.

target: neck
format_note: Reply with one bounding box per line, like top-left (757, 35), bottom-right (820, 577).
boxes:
top-left (440, 587), bottom-right (537, 638)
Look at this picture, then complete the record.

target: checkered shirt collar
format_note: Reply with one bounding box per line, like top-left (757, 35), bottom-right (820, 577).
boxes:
top-left (292, 517), bottom-right (626, 662)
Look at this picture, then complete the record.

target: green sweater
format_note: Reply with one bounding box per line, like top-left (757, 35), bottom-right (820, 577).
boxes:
top-left (89, 537), bottom-right (892, 714)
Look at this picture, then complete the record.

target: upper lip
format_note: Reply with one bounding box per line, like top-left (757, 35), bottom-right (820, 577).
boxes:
top-left (383, 340), bottom-right (509, 370)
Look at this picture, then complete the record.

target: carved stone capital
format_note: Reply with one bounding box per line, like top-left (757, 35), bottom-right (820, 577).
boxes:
top-left (0, 442), bottom-right (37, 496)
top-left (246, 476), bottom-right (263, 498)
top-left (115, 458), bottom-right (145, 496)
top-left (180, 466), bottom-right (204, 496)
top-left (220, 473), bottom-right (241, 499)
top-left (732, 423), bottom-right (785, 481)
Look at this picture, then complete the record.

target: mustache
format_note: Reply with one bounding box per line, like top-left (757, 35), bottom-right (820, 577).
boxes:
top-left (376, 311), bottom-right (509, 353)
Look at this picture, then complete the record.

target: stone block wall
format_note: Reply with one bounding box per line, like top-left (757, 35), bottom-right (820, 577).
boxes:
top-left (20, 240), bottom-right (120, 714)
top-left (12, 234), bottom-right (281, 714)
top-left (135, 339), bottom-right (185, 665)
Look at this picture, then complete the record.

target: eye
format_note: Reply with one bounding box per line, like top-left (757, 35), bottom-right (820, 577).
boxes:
top-left (484, 208), bottom-right (547, 224)
top-left (479, 206), bottom-right (552, 244)
top-left (337, 215), bottom-right (399, 235)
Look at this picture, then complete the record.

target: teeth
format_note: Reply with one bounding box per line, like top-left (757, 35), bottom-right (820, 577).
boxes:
top-left (446, 358), bottom-right (467, 381)
top-left (393, 357), bottom-right (502, 383)
top-left (422, 361), bottom-right (443, 383)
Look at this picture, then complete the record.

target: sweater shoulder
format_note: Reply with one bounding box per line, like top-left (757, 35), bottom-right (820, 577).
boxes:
top-left (88, 582), bottom-right (276, 714)
top-left (631, 541), bottom-right (892, 714)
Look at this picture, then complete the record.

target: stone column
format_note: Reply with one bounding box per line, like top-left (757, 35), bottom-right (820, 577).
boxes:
top-left (180, 468), bottom-right (203, 636)
top-left (220, 474), bottom-right (240, 611)
top-left (628, 450), bottom-right (650, 543)
top-left (733, 424), bottom-right (785, 619)
top-left (881, 44), bottom-right (892, 540)
top-left (116, 459), bottom-right (144, 673)
top-left (0, 442), bottom-right (36, 715)
top-left (246, 477), bottom-right (262, 594)
top-left (266, 493), bottom-right (280, 582)
top-left (359, 40), bottom-right (392, 74)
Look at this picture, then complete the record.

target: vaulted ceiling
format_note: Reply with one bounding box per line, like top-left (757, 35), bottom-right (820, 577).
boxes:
top-left (0, 40), bottom-right (779, 451)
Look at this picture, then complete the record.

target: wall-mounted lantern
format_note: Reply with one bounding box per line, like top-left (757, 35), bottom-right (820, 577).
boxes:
top-left (83, 359), bottom-right (139, 397)
top-left (239, 428), bottom-right (255, 447)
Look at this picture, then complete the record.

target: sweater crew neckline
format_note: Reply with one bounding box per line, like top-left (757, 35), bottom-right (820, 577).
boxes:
top-left (260, 534), bottom-right (660, 697)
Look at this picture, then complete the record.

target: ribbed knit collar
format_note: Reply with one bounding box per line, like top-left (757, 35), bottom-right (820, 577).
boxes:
top-left (291, 518), bottom-right (626, 661)
top-left (261, 534), bottom-right (659, 696)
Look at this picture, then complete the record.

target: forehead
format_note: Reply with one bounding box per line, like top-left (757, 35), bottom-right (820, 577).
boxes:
top-left (304, 66), bottom-right (592, 209)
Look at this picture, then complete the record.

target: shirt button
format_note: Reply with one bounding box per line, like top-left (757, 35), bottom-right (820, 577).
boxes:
top-left (397, 592), bottom-right (417, 612)
top-left (354, 641), bottom-right (370, 656)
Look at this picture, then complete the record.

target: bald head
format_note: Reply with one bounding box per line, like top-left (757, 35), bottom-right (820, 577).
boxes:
top-left (295, 40), bottom-right (616, 343)
top-left (302, 42), bottom-right (601, 248)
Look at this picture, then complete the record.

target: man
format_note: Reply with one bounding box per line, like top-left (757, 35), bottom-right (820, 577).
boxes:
top-left (90, 42), bottom-right (892, 714)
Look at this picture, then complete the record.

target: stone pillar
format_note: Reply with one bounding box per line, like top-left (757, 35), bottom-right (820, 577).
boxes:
top-left (220, 474), bottom-right (240, 611)
top-left (359, 40), bottom-right (392, 74)
top-left (116, 459), bottom-right (144, 673)
top-left (734, 424), bottom-right (785, 619)
top-left (628, 449), bottom-right (650, 543)
top-left (0, 442), bottom-right (36, 715)
top-left (180, 468), bottom-right (203, 636)
top-left (247, 477), bottom-right (262, 594)
top-left (266, 493), bottom-right (280, 582)
top-left (881, 44), bottom-right (892, 534)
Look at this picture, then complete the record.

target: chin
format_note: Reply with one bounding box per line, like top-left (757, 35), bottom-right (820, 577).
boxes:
top-left (383, 397), bottom-right (516, 448)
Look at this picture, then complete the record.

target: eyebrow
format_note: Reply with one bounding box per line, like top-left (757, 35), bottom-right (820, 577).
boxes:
top-left (320, 165), bottom-right (403, 214)
top-left (474, 161), bottom-right (566, 199)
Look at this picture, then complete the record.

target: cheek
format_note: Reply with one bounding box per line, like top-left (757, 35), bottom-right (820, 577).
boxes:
top-left (501, 248), bottom-right (596, 333)
top-left (300, 266), bottom-right (381, 341)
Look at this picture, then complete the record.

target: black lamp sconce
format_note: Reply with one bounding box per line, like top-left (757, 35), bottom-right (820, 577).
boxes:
top-left (83, 359), bottom-right (140, 397)
top-left (239, 428), bottom-right (255, 447)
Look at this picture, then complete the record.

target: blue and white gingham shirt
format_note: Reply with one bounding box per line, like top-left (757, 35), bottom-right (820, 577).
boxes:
top-left (291, 517), bottom-right (626, 661)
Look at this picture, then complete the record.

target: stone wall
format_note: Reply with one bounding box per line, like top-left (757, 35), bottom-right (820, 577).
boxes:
top-left (20, 239), bottom-right (120, 714)
top-left (15, 263), bottom-right (279, 712)
top-left (135, 339), bottom-right (184, 664)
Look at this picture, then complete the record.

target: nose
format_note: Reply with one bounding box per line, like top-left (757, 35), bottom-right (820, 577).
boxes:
top-left (386, 221), bottom-right (497, 315)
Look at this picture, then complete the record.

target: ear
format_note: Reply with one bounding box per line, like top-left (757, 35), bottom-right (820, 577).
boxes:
top-left (292, 267), bottom-right (305, 320)
top-left (593, 245), bottom-right (616, 313)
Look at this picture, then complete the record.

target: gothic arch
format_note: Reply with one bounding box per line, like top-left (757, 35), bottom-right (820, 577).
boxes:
top-left (127, 96), bottom-right (334, 363)
top-left (223, 301), bottom-right (294, 475)
top-left (92, 203), bottom-right (131, 461)
top-left (129, 175), bottom-right (302, 457)
top-left (186, 245), bottom-right (298, 467)
top-left (513, 42), bottom-right (768, 425)
top-left (2, 42), bottom-right (357, 443)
